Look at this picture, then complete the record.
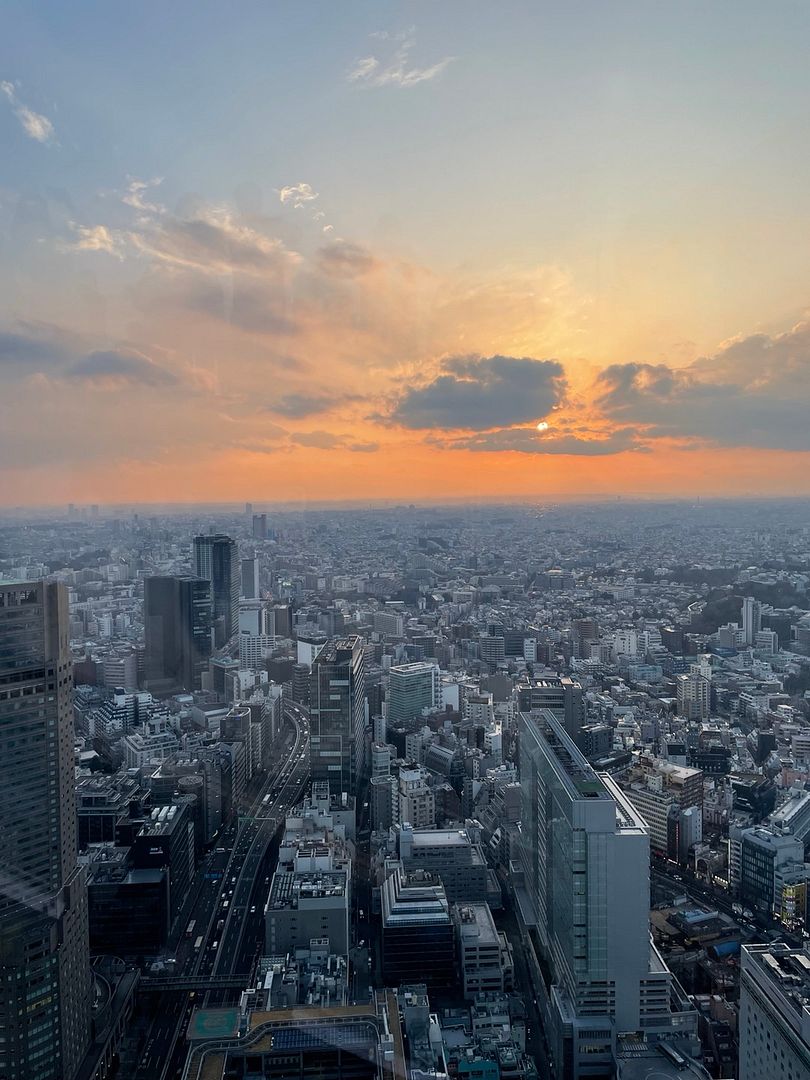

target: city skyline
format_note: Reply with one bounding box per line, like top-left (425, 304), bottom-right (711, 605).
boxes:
top-left (3, 3), bottom-right (810, 504)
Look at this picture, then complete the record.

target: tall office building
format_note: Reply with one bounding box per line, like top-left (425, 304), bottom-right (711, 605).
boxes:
top-left (387, 661), bottom-right (441, 725)
top-left (144, 576), bottom-right (212, 694)
top-left (516, 674), bottom-right (586, 744)
top-left (252, 513), bottom-right (268, 540)
top-left (739, 944), bottom-right (810, 1080)
top-left (0, 581), bottom-right (91, 1080)
top-left (517, 710), bottom-right (696, 1078)
top-left (193, 533), bottom-right (239, 644)
top-left (742, 595), bottom-right (762, 646)
top-left (309, 636), bottom-right (366, 795)
top-left (240, 556), bottom-right (260, 599)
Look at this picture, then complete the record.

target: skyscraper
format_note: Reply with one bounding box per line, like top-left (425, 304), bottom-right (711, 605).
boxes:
top-left (252, 513), bottom-right (268, 540)
top-left (193, 533), bottom-right (239, 644)
top-left (144, 575), bottom-right (212, 693)
top-left (742, 595), bottom-right (762, 646)
top-left (517, 710), bottom-right (696, 1078)
top-left (309, 636), bottom-right (366, 795)
top-left (386, 661), bottom-right (441, 725)
top-left (240, 556), bottom-right (260, 599)
top-left (0, 581), bottom-right (91, 1080)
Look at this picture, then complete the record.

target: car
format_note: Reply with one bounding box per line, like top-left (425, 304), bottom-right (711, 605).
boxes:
top-left (250, 905), bottom-right (256, 914)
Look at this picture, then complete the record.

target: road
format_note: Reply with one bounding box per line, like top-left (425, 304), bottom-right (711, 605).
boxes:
top-left (121, 705), bottom-right (309, 1080)
top-left (650, 856), bottom-right (806, 949)
top-left (205, 702), bottom-right (310, 998)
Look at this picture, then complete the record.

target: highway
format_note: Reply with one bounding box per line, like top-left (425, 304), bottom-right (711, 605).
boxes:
top-left (121, 704), bottom-right (310, 1080)
top-left (204, 701), bottom-right (310, 998)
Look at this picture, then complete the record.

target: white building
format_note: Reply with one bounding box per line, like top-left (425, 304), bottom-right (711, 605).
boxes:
top-left (739, 944), bottom-right (810, 1080)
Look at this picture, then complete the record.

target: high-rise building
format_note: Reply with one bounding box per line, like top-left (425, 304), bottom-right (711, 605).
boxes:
top-left (386, 661), bottom-right (441, 725)
top-left (193, 534), bottom-right (239, 644)
top-left (240, 556), bottom-right (260, 599)
top-left (742, 595), bottom-right (762, 646)
top-left (309, 636), bottom-right (366, 795)
top-left (144, 576), bottom-right (212, 694)
top-left (739, 944), bottom-right (810, 1080)
top-left (676, 671), bottom-right (710, 720)
top-left (572, 617), bottom-right (599, 659)
top-left (0, 581), bottom-right (91, 1080)
top-left (517, 710), bottom-right (696, 1078)
top-left (252, 513), bottom-right (268, 540)
top-left (515, 674), bottom-right (586, 743)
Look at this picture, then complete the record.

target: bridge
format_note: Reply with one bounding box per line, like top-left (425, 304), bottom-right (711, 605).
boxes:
top-left (139, 973), bottom-right (252, 992)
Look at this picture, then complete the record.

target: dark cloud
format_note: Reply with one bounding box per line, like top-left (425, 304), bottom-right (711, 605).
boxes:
top-left (316, 240), bottom-right (378, 278)
top-left (445, 426), bottom-right (645, 455)
top-left (596, 324), bottom-right (810, 450)
top-left (0, 330), bottom-right (67, 369)
top-left (390, 354), bottom-right (566, 430)
top-left (67, 349), bottom-right (179, 387)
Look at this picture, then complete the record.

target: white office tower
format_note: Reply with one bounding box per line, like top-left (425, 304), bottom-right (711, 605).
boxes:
top-left (237, 600), bottom-right (275, 668)
top-left (516, 711), bottom-right (697, 1079)
top-left (742, 595), bottom-right (762, 646)
top-left (387, 662), bottom-right (441, 725)
top-left (739, 944), bottom-right (810, 1080)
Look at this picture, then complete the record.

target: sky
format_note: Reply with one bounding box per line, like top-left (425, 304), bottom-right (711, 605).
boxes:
top-left (3, 1), bottom-right (810, 506)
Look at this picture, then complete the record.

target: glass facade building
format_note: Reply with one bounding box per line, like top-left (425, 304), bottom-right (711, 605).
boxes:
top-left (0, 581), bottom-right (91, 1080)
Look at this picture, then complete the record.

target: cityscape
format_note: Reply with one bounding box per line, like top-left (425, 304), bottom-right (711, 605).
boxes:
top-left (4, 5), bottom-right (810, 1080)
top-left (2, 500), bottom-right (810, 1080)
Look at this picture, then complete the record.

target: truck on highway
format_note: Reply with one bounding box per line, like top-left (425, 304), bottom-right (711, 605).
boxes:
top-left (185, 919), bottom-right (196, 938)
top-left (194, 935), bottom-right (203, 951)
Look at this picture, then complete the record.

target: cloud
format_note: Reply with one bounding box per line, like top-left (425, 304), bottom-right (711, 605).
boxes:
top-left (389, 354), bottom-right (566, 430)
top-left (1, 80), bottom-right (54, 143)
top-left (0, 329), bottom-right (67, 370)
top-left (270, 393), bottom-right (334, 418)
top-left (288, 430), bottom-right (379, 452)
top-left (130, 206), bottom-right (297, 277)
top-left (348, 34), bottom-right (455, 88)
top-left (317, 240), bottom-right (378, 278)
top-left (176, 276), bottom-right (299, 335)
top-left (445, 426), bottom-right (646, 456)
top-left (595, 321), bottom-right (810, 451)
top-left (70, 223), bottom-right (123, 256)
top-left (278, 182), bottom-right (319, 208)
top-left (67, 348), bottom-right (179, 387)
top-left (289, 430), bottom-right (341, 449)
top-left (0, 325), bottom-right (181, 390)
top-left (122, 176), bottom-right (165, 214)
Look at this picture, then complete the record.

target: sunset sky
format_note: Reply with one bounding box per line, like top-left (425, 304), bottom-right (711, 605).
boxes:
top-left (3, 2), bottom-right (810, 505)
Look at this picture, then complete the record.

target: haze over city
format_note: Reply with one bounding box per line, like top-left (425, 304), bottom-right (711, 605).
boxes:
top-left (4, 3), bottom-right (810, 503)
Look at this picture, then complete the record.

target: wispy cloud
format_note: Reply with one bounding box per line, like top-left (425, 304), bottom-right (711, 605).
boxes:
top-left (122, 176), bottom-right (164, 214)
top-left (278, 182), bottom-right (319, 208)
top-left (348, 31), bottom-right (455, 88)
top-left (0, 80), bottom-right (55, 143)
top-left (69, 223), bottom-right (124, 257)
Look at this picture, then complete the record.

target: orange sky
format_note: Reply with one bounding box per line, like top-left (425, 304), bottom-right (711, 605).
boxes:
top-left (3, 6), bottom-right (810, 505)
